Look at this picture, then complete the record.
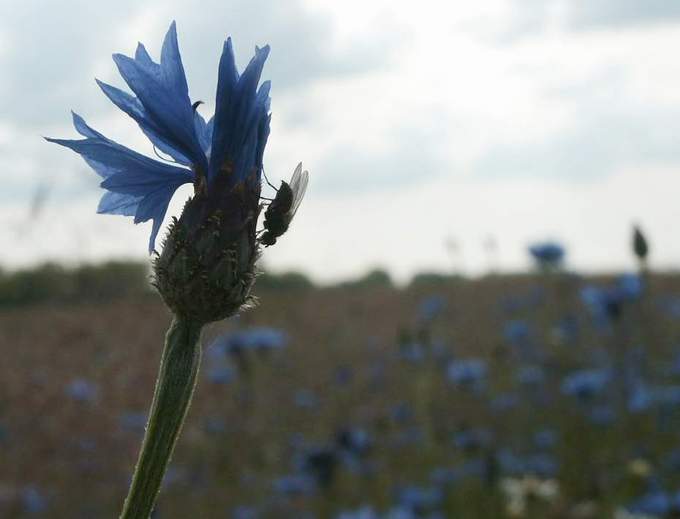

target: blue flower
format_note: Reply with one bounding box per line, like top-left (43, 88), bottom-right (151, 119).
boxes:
top-left (446, 359), bottom-right (487, 389)
top-left (528, 242), bottom-right (565, 268)
top-left (394, 485), bottom-right (443, 514)
top-left (561, 369), bottom-right (610, 400)
top-left (336, 506), bottom-right (380, 519)
top-left (21, 486), bottom-right (48, 515)
top-left (626, 490), bottom-right (680, 516)
top-left (65, 378), bottom-right (99, 403)
top-left (47, 22), bottom-right (271, 254)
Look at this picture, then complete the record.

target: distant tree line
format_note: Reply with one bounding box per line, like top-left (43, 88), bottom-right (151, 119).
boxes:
top-left (0, 262), bottom-right (319, 308)
top-left (0, 261), bottom-right (479, 308)
top-left (0, 262), bottom-right (153, 307)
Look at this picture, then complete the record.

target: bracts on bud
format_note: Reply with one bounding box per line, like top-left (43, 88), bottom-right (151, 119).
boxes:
top-left (154, 181), bottom-right (262, 325)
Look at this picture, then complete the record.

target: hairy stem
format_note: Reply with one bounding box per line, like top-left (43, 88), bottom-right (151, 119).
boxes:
top-left (120, 318), bottom-right (203, 519)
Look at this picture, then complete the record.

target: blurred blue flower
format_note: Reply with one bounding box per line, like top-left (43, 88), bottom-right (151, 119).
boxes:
top-left (273, 474), bottom-right (317, 497)
top-left (628, 382), bottom-right (655, 413)
top-left (211, 327), bottom-right (288, 355)
top-left (399, 341), bottom-right (425, 363)
top-left (294, 389), bottom-right (320, 409)
top-left (47, 22), bottom-right (271, 252)
top-left (446, 359), bottom-right (487, 390)
top-left (452, 428), bottom-right (493, 452)
top-left (21, 486), bottom-right (47, 515)
top-left (618, 273), bottom-right (644, 299)
top-left (503, 320), bottom-right (531, 347)
top-left (206, 366), bottom-right (236, 385)
top-left (232, 505), bottom-right (260, 519)
top-left (65, 378), bottom-right (99, 403)
top-left (581, 274), bottom-right (643, 327)
top-left (528, 242), bottom-right (565, 268)
top-left (532, 428), bottom-right (558, 450)
top-left (119, 411), bottom-right (148, 433)
top-left (497, 450), bottom-right (558, 478)
top-left (626, 490), bottom-right (680, 516)
top-left (394, 485), bottom-right (443, 514)
top-left (417, 295), bottom-right (446, 323)
top-left (336, 506), bottom-right (380, 519)
top-left (336, 427), bottom-right (373, 458)
top-left (561, 369), bottom-right (610, 401)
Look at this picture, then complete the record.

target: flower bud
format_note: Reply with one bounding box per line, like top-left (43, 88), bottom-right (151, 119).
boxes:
top-left (154, 185), bottom-right (261, 324)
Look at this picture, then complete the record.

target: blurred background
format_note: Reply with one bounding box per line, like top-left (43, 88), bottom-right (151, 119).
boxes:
top-left (3, 1), bottom-right (680, 518)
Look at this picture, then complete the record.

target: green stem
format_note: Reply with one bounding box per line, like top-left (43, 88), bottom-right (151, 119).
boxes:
top-left (120, 317), bottom-right (203, 519)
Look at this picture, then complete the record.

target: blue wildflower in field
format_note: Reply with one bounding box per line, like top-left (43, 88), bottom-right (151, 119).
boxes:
top-left (446, 359), bottom-right (487, 390)
top-left (561, 369), bottom-right (610, 401)
top-left (336, 506), bottom-right (380, 519)
top-left (206, 365), bottom-right (235, 385)
top-left (65, 378), bottom-right (99, 403)
top-left (273, 473), bottom-right (317, 497)
top-left (294, 389), bottom-right (320, 409)
top-left (213, 327), bottom-right (288, 354)
top-left (503, 320), bottom-right (532, 347)
top-left (625, 490), bottom-right (680, 517)
top-left (232, 505), bottom-right (260, 519)
top-left (394, 485), bottom-right (443, 515)
top-left (528, 242), bottom-right (565, 269)
top-left (452, 427), bottom-right (493, 451)
top-left (581, 275), bottom-right (642, 328)
top-left (20, 486), bottom-right (48, 515)
top-left (416, 295), bottom-right (446, 323)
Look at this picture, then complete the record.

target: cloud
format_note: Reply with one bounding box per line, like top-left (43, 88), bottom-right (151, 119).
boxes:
top-left (313, 123), bottom-right (450, 195)
top-left (499, 0), bottom-right (680, 43)
top-left (0, 0), bottom-right (400, 128)
top-left (474, 106), bottom-right (680, 180)
top-left (568, 0), bottom-right (680, 30)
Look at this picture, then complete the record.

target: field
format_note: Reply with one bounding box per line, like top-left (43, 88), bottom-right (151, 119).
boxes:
top-left (3, 272), bottom-right (680, 518)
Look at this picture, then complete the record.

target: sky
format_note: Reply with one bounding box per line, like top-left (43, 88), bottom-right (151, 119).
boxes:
top-left (1, 0), bottom-right (680, 282)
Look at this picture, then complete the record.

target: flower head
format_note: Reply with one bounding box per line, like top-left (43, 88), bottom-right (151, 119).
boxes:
top-left (48, 22), bottom-right (270, 254)
top-left (528, 242), bottom-right (565, 269)
top-left (48, 22), bottom-right (301, 323)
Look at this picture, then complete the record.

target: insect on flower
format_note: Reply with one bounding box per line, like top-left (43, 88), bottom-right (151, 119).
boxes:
top-left (260, 163), bottom-right (309, 246)
top-left (47, 21), bottom-right (309, 323)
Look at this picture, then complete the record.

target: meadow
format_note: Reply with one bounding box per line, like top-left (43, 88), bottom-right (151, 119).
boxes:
top-left (2, 268), bottom-right (680, 518)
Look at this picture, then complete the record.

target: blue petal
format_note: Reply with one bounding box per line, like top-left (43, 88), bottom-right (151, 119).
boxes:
top-left (111, 22), bottom-right (208, 173)
top-left (47, 112), bottom-right (193, 252)
top-left (209, 41), bottom-right (271, 187)
top-left (194, 112), bottom-right (213, 155)
top-left (134, 42), bottom-right (161, 76)
top-left (97, 79), bottom-right (192, 166)
top-left (98, 191), bottom-right (140, 216)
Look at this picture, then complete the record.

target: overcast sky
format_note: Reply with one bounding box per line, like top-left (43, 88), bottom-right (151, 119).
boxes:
top-left (1, 0), bottom-right (679, 282)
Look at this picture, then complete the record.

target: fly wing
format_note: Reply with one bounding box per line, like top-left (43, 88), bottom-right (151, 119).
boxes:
top-left (286, 162), bottom-right (309, 218)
